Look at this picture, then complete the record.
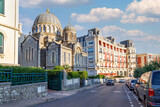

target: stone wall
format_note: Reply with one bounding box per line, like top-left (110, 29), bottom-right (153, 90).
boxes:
top-left (62, 78), bottom-right (80, 91)
top-left (0, 82), bottom-right (47, 104)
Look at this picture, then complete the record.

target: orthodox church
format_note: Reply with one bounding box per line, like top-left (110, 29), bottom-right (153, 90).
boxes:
top-left (21, 9), bottom-right (87, 71)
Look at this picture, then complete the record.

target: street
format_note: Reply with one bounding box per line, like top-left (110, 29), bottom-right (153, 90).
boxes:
top-left (34, 83), bottom-right (144, 107)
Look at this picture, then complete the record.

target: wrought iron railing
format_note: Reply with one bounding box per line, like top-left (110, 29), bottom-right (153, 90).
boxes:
top-left (0, 69), bottom-right (47, 85)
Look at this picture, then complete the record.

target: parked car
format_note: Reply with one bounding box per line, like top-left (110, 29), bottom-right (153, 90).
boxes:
top-left (119, 79), bottom-right (125, 83)
top-left (133, 83), bottom-right (139, 95)
top-left (136, 70), bottom-right (160, 107)
top-left (106, 79), bottom-right (114, 86)
top-left (127, 79), bottom-right (138, 90)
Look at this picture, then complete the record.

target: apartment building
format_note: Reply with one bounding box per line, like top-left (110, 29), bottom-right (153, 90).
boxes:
top-left (137, 53), bottom-right (160, 68)
top-left (77, 28), bottom-right (136, 77)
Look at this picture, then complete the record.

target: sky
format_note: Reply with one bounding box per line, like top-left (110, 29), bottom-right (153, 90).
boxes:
top-left (19, 0), bottom-right (160, 54)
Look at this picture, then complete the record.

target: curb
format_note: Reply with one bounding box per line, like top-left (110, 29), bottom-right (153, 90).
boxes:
top-left (29, 83), bottom-right (104, 107)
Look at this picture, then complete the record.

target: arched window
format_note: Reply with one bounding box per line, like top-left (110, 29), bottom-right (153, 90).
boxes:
top-left (35, 26), bottom-right (38, 33)
top-left (52, 52), bottom-right (55, 63)
top-left (39, 25), bottom-right (41, 32)
top-left (51, 26), bottom-right (53, 33)
top-left (57, 30), bottom-right (61, 35)
top-left (32, 48), bottom-right (34, 60)
top-left (0, 33), bottom-right (4, 54)
top-left (64, 52), bottom-right (66, 63)
top-left (47, 25), bottom-right (50, 33)
top-left (43, 25), bottom-right (46, 32)
top-left (29, 47), bottom-right (30, 61)
top-left (55, 27), bottom-right (57, 34)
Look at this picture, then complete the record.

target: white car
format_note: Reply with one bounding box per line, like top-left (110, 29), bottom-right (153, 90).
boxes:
top-left (119, 79), bottom-right (125, 83)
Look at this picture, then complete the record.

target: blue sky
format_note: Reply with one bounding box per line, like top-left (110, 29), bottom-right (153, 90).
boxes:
top-left (19, 0), bottom-right (160, 54)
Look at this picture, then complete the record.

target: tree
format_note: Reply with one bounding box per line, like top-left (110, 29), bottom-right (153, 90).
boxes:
top-left (63, 65), bottom-right (72, 73)
top-left (134, 61), bottom-right (160, 78)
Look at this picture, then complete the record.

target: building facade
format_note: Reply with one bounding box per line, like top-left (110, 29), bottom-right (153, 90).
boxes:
top-left (0, 0), bottom-right (22, 66)
top-left (77, 28), bottom-right (136, 77)
top-left (137, 53), bottom-right (160, 68)
top-left (21, 9), bottom-right (87, 71)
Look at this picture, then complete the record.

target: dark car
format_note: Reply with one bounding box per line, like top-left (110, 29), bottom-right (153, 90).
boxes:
top-left (136, 70), bottom-right (160, 107)
top-left (106, 79), bottom-right (114, 86)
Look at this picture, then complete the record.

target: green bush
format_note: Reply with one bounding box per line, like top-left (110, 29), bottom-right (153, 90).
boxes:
top-left (78, 71), bottom-right (88, 80)
top-left (88, 75), bottom-right (105, 79)
top-left (67, 71), bottom-right (88, 79)
top-left (46, 66), bottom-right (64, 77)
top-left (0, 65), bottom-right (45, 73)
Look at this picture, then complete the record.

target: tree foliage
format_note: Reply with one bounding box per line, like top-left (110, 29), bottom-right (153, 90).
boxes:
top-left (134, 61), bottom-right (160, 78)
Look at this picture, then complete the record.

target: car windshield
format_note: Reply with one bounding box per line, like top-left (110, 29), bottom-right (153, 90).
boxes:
top-left (131, 80), bottom-right (137, 83)
top-left (152, 72), bottom-right (160, 85)
top-left (108, 80), bottom-right (113, 82)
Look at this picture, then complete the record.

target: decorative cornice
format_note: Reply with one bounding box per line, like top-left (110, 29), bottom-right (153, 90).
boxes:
top-left (0, 23), bottom-right (19, 31)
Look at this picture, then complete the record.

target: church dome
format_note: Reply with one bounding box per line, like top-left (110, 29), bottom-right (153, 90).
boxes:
top-left (64, 22), bottom-right (76, 31)
top-left (33, 9), bottom-right (61, 27)
top-left (32, 9), bottom-right (62, 35)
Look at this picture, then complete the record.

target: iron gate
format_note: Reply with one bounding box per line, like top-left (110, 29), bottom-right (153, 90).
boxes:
top-left (48, 71), bottom-right (63, 90)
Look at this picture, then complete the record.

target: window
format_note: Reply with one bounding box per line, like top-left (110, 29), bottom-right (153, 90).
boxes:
top-left (55, 27), bottom-right (57, 34)
top-left (39, 25), bottom-right (41, 32)
top-left (0, 33), bottom-right (4, 54)
top-left (88, 55), bottom-right (93, 60)
top-left (32, 48), bottom-right (34, 60)
top-left (68, 53), bottom-right (70, 63)
top-left (89, 41), bottom-right (93, 45)
top-left (52, 52), bottom-right (55, 63)
top-left (35, 26), bottom-right (38, 33)
top-left (26, 49), bottom-right (28, 61)
top-left (88, 48), bottom-right (93, 53)
top-left (0, 0), bottom-right (4, 14)
top-left (47, 25), bottom-right (50, 33)
top-left (64, 52), bottom-right (66, 63)
top-left (29, 47), bottom-right (30, 61)
top-left (43, 25), bottom-right (46, 32)
top-left (152, 72), bottom-right (160, 85)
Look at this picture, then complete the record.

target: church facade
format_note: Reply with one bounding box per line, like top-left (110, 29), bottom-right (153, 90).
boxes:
top-left (21, 9), bottom-right (87, 71)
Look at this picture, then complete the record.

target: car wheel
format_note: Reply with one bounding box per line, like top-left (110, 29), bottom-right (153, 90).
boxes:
top-left (145, 99), bottom-right (149, 107)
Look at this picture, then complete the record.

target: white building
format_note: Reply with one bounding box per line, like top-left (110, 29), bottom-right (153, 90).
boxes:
top-left (0, 0), bottom-right (22, 66)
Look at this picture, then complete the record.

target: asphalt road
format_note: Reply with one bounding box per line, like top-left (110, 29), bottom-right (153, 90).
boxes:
top-left (35, 83), bottom-right (144, 107)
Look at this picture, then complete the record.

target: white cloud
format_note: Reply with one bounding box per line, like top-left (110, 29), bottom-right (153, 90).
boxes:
top-left (20, 16), bottom-right (33, 34)
top-left (74, 25), bottom-right (85, 31)
top-left (127, 0), bottom-right (160, 16)
top-left (101, 25), bottom-right (148, 37)
top-left (121, 13), bottom-right (159, 23)
top-left (71, 7), bottom-right (124, 23)
top-left (20, 0), bottom-right (90, 8)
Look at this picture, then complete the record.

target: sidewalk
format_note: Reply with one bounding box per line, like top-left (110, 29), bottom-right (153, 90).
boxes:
top-left (1, 84), bottom-right (103, 107)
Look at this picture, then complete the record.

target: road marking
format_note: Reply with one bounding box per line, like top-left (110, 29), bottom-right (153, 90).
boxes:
top-left (113, 91), bottom-right (121, 93)
top-left (125, 86), bottom-right (144, 107)
top-left (124, 86), bottom-right (134, 107)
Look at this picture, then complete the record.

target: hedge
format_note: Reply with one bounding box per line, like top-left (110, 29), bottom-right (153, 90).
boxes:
top-left (88, 75), bottom-right (105, 79)
top-left (46, 66), bottom-right (64, 77)
top-left (0, 65), bottom-right (45, 73)
top-left (67, 71), bottom-right (88, 79)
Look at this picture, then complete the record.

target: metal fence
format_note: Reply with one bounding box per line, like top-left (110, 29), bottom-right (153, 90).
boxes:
top-left (0, 69), bottom-right (47, 85)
